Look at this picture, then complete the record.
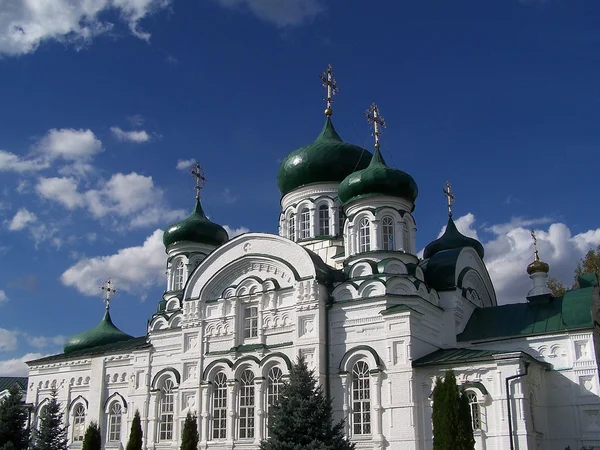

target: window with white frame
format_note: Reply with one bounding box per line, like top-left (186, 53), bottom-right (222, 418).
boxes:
top-left (466, 391), bottom-right (481, 430)
top-left (72, 404), bottom-right (86, 442)
top-left (358, 218), bottom-right (371, 253)
top-left (352, 361), bottom-right (371, 435)
top-left (338, 207), bottom-right (345, 236)
top-left (108, 401), bottom-right (123, 442)
top-left (318, 205), bottom-right (330, 236)
top-left (288, 215), bottom-right (295, 241)
top-left (265, 367), bottom-right (284, 436)
top-left (300, 208), bottom-right (310, 239)
top-left (173, 260), bottom-right (185, 290)
top-left (212, 373), bottom-right (227, 440)
top-left (158, 379), bottom-right (175, 441)
top-left (238, 370), bottom-right (255, 439)
top-left (243, 306), bottom-right (258, 339)
top-left (382, 216), bottom-right (394, 250)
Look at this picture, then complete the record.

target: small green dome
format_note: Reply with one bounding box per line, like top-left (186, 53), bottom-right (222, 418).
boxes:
top-left (64, 310), bottom-right (134, 354)
top-left (277, 117), bottom-right (372, 196)
top-left (338, 147), bottom-right (418, 206)
top-left (423, 217), bottom-right (485, 260)
top-left (163, 199), bottom-right (229, 248)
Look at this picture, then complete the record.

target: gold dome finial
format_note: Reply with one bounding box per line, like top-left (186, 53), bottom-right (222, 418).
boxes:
top-left (190, 163), bottom-right (206, 201)
top-left (366, 103), bottom-right (386, 149)
top-left (320, 64), bottom-right (339, 116)
top-left (100, 279), bottom-right (117, 310)
top-left (527, 230), bottom-right (550, 275)
top-left (443, 181), bottom-right (455, 218)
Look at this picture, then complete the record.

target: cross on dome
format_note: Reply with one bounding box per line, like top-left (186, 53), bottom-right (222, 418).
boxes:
top-left (531, 230), bottom-right (540, 261)
top-left (365, 103), bottom-right (386, 149)
top-left (443, 181), bottom-right (455, 218)
top-left (190, 163), bottom-right (206, 200)
top-left (100, 279), bottom-right (117, 310)
top-left (320, 64), bottom-right (339, 117)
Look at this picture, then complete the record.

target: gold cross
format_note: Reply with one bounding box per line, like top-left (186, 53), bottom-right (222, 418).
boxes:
top-left (531, 230), bottom-right (540, 261)
top-left (320, 64), bottom-right (339, 117)
top-left (365, 103), bottom-right (386, 149)
top-left (190, 163), bottom-right (206, 200)
top-left (100, 279), bottom-right (117, 310)
top-left (443, 181), bottom-right (455, 217)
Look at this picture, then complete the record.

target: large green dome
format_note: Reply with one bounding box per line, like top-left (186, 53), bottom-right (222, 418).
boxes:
top-left (423, 216), bottom-right (485, 260)
top-left (338, 147), bottom-right (418, 206)
top-left (277, 117), bottom-right (372, 196)
top-left (163, 199), bottom-right (229, 248)
top-left (64, 310), bottom-right (134, 354)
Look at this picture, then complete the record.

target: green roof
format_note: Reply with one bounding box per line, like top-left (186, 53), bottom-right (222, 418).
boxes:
top-left (63, 310), bottom-right (135, 354)
top-left (163, 198), bottom-right (229, 248)
top-left (28, 336), bottom-right (150, 365)
top-left (277, 117), bottom-right (372, 196)
top-left (338, 147), bottom-right (418, 206)
top-left (458, 285), bottom-right (596, 342)
top-left (412, 348), bottom-right (549, 368)
top-left (423, 216), bottom-right (484, 260)
top-left (0, 377), bottom-right (27, 392)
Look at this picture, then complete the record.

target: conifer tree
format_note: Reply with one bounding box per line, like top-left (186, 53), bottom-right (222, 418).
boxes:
top-left (81, 421), bottom-right (102, 450)
top-left (31, 388), bottom-right (67, 450)
top-left (0, 384), bottom-right (29, 449)
top-left (180, 411), bottom-right (199, 450)
top-left (261, 357), bottom-right (355, 450)
top-left (125, 410), bottom-right (143, 450)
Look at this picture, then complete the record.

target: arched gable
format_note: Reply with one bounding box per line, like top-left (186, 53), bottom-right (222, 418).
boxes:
top-left (339, 346), bottom-right (384, 372)
top-left (185, 233), bottom-right (326, 302)
top-left (104, 392), bottom-right (128, 412)
top-left (151, 367), bottom-right (181, 389)
top-left (69, 395), bottom-right (89, 411)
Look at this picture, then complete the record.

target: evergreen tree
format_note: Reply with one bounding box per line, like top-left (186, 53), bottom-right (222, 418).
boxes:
top-left (81, 421), bottom-right (102, 450)
top-left (431, 370), bottom-right (474, 450)
top-left (261, 357), bottom-right (355, 450)
top-left (125, 410), bottom-right (143, 450)
top-left (31, 388), bottom-right (67, 450)
top-left (0, 384), bottom-right (29, 449)
top-left (180, 411), bottom-right (199, 450)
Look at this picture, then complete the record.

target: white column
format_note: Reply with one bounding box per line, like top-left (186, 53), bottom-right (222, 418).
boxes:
top-left (255, 378), bottom-right (265, 443)
top-left (371, 371), bottom-right (383, 439)
top-left (330, 205), bottom-right (337, 236)
top-left (226, 380), bottom-right (237, 443)
top-left (340, 374), bottom-right (350, 437)
top-left (396, 220), bottom-right (405, 252)
top-left (200, 382), bottom-right (210, 445)
top-left (309, 206), bottom-right (316, 238)
top-left (372, 220), bottom-right (381, 251)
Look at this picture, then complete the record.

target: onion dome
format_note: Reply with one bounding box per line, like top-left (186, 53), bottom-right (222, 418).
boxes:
top-left (64, 310), bottom-right (134, 354)
top-left (163, 198), bottom-right (229, 248)
top-left (276, 117), bottom-right (372, 196)
top-left (338, 147), bottom-right (418, 206)
top-left (423, 217), bottom-right (485, 260)
top-left (527, 231), bottom-right (550, 275)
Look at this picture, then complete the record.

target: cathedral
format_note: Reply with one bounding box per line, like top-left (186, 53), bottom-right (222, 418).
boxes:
top-left (25, 67), bottom-right (600, 450)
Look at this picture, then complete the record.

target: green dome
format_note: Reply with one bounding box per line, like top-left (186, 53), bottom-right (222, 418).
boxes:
top-left (338, 147), bottom-right (418, 206)
top-left (277, 117), bottom-right (372, 195)
top-left (64, 310), bottom-right (134, 354)
top-left (163, 199), bottom-right (229, 248)
top-left (423, 217), bottom-right (485, 260)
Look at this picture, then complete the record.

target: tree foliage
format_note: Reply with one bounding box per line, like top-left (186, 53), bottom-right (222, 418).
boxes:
top-left (0, 384), bottom-right (29, 450)
top-left (180, 411), bottom-right (199, 450)
top-left (81, 421), bottom-right (101, 450)
top-left (547, 245), bottom-right (600, 296)
top-left (31, 388), bottom-right (67, 450)
top-left (432, 370), bottom-right (475, 450)
top-left (261, 357), bottom-right (355, 450)
top-left (125, 410), bottom-right (143, 450)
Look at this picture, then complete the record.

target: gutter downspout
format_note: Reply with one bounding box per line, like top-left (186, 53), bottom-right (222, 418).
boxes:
top-left (506, 361), bottom-right (530, 450)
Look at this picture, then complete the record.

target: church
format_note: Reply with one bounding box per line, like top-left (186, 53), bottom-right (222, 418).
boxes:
top-left (25, 67), bottom-right (600, 450)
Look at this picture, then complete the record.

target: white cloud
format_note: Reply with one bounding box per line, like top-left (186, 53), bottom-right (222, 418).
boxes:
top-left (0, 150), bottom-right (49, 172)
top-left (0, 290), bottom-right (7, 304)
top-left (176, 159), bottom-right (196, 170)
top-left (484, 216), bottom-right (554, 236)
top-left (24, 334), bottom-right (66, 350)
top-left (127, 115), bottom-right (145, 127)
top-left (214, 0), bottom-right (324, 27)
top-left (36, 177), bottom-right (83, 209)
top-left (8, 208), bottom-right (37, 231)
top-left (223, 225), bottom-right (249, 238)
top-left (0, 353), bottom-right (46, 376)
top-left (110, 127), bottom-right (151, 143)
top-left (0, 0), bottom-right (171, 56)
top-left (0, 329), bottom-right (18, 352)
top-left (36, 128), bottom-right (102, 161)
top-left (61, 229), bottom-right (166, 297)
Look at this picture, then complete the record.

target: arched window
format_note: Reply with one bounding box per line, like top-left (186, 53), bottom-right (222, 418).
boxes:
top-left (72, 404), bottom-right (86, 441)
top-left (239, 370), bottom-right (255, 439)
top-left (352, 361), bottom-right (371, 435)
top-left (108, 402), bottom-right (123, 442)
top-left (318, 205), bottom-right (330, 236)
top-left (288, 215), bottom-right (295, 241)
top-left (338, 207), bottom-right (345, 236)
top-left (358, 218), bottom-right (371, 253)
top-left (466, 391), bottom-right (481, 430)
top-left (265, 367), bottom-right (284, 436)
top-left (158, 379), bottom-right (175, 441)
top-left (382, 216), bottom-right (394, 250)
top-left (173, 260), bottom-right (185, 291)
top-left (300, 208), bottom-right (310, 239)
top-left (212, 373), bottom-right (227, 440)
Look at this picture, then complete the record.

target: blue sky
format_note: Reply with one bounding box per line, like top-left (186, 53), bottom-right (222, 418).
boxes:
top-left (1, 0), bottom-right (599, 375)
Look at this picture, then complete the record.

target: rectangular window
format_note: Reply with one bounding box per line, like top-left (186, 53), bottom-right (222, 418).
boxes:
top-left (212, 374), bottom-right (227, 439)
top-left (300, 209), bottom-right (310, 239)
top-left (243, 306), bottom-right (258, 339)
top-left (239, 371), bottom-right (255, 439)
top-left (159, 385), bottom-right (174, 441)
